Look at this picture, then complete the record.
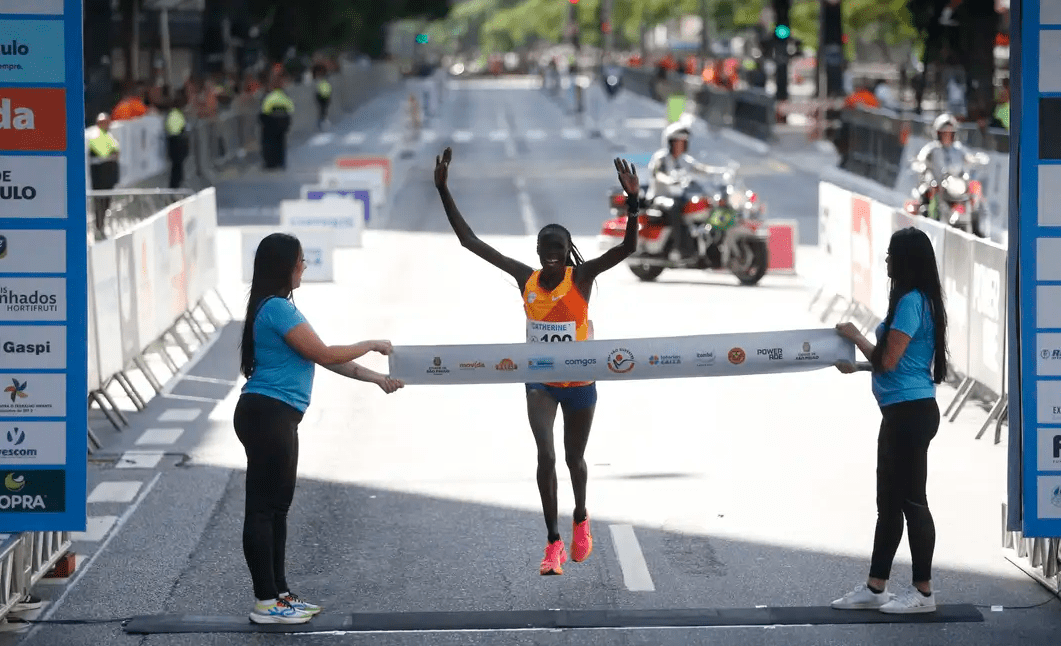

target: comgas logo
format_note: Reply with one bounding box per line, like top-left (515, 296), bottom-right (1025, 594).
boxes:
top-left (495, 358), bottom-right (518, 371)
top-left (728, 347), bottom-right (746, 365)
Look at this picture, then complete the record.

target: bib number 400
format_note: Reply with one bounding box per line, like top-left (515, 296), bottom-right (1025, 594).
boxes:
top-left (532, 333), bottom-right (573, 343)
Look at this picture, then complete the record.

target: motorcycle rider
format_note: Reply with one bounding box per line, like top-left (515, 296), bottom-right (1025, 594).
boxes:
top-left (647, 121), bottom-right (730, 261)
top-left (912, 113), bottom-right (988, 218)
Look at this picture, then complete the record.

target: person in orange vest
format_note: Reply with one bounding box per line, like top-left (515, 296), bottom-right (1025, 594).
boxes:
top-left (111, 82), bottom-right (148, 121)
top-left (843, 81), bottom-right (882, 110)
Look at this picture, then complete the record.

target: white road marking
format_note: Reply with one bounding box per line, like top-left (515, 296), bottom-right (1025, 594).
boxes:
top-left (71, 516), bottom-right (117, 543)
top-left (633, 129), bottom-right (652, 139)
top-left (343, 132), bottom-right (366, 146)
top-left (158, 408), bottom-right (201, 422)
top-left (624, 117), bottom-right (669, 129)
top-left (380, 131), bottom-right (402, 145)
top-left (116, 451), bottom-right (165, 469)
top-left (308, 133), bottom-right (334, 146)
top-left (515, 177), bottom-right (538, 236)
top-left (525, 129), bottom-right (547, 140)
top-left (608, 524), bottom-right (655, 591)
top-left (136, 428), bottom-right (184, 445)
top-left (421, 129), bottom-right (438, 143)
top-left (180, 375), bottom-right (238, 386)
top-left (561, 128), bottom-right (583, 140)
top-left (489, 130), bottom-right (510, 141)
top-left (452, 130), bottom-right (474, 143)
top-left (87, 481), bottom-right (142, 504)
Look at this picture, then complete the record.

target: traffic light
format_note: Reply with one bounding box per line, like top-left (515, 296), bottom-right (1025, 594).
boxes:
top-left (415, 34), bottom-right (429, 44)
top-left (775, 24), bottom-right (790, 39)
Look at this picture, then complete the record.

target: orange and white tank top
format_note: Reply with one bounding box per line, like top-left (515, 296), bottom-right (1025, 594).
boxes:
top-left (523, 267), bottom-right (591, 387)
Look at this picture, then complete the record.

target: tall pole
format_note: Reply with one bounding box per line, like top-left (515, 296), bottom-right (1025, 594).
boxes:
top-left (160, 8), bottom-right (173, 89)
top-left (700, 0), bottom-right (710, 72)
top-left (772, 0), bottom-right (790, 102)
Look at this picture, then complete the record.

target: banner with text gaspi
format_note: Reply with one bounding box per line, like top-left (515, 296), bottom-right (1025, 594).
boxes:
top-left (390, 329), bottom-right (854, 386)
top-left (0, 0), bottom-right (87, 532)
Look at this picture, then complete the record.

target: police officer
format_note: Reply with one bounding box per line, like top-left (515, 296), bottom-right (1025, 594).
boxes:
top-left (87, 113), bottom-right (120, 239)
top-left (314, 64), bottom-right (332, 130)
top-left (260, 74), bottom-right (295, 170)
top-left (165, 90), bottom-right (189, 189)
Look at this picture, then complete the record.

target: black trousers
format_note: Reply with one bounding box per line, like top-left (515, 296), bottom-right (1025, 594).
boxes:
top-left (260, 113), bottom-right (291, 169)
top-left (89, 160), bottom-right (119, 236)
top-left (869, 398), bottom-right (939, 583)
top-left (166, 135), bottom-right (188, 189)
top-left (233, 393), bottom-right (303, 601)
top-left (316, 95), bottom-right (331, 124)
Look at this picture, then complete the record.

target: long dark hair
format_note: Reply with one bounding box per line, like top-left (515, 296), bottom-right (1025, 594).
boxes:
top-left (537, 224), bottom-right (585, 267)
top-left (239, 233), bottom-right (302, 379)
top-left (871, 227), bottom-right (948, 383)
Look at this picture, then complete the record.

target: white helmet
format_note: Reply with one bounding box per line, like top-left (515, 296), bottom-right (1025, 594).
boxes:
top-left (662, 121), bottom-right (690, 148)
top-left (932, 113), bottom-right (959, 139)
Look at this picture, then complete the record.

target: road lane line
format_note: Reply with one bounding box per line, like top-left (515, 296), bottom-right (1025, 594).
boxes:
top-left (609, 524), bottom-right (655, 592)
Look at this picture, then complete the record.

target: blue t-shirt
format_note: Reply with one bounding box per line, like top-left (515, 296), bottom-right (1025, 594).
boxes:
top-left (242, 297), bottom-right (315, 412)
top-left (871, 290), bottom-right (937, 407)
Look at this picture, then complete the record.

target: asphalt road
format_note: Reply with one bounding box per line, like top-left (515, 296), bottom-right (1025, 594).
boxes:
top-left (4, 75), bottom-right (1059, 646)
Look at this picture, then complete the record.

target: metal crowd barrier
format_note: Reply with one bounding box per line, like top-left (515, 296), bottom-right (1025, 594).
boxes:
top-left (0, 531), bottom-right (72, 625)
top-left (86, 188), bottom-right (194, 240)
top-left (732, 89), bottom-right (775, 142)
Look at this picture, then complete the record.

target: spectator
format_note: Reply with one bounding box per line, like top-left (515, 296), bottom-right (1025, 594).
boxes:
top-left (111, 81), bottom-right (148, 121)
top-left (844, 81), bottom-right (882, 110)
top-left (873, 79), bottom-right (900, 113)
top-left (87, 113), bottom-right (120, 239)
top-left (260, 73), bottom-right (295, 170)
top-left (165, 89), bottom-right (189, 189)
top-left (990, 78), bottom-right (1010, 130)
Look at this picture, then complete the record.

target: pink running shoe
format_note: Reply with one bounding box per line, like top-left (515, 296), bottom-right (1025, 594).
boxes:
top-left (571, 517), bottom-right (593, 562)
top-left (540, 539), bottom-right (568, 575)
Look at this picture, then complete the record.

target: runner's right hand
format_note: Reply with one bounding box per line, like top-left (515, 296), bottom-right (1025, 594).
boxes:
top-left (434, 147), bottom-right (452, 189)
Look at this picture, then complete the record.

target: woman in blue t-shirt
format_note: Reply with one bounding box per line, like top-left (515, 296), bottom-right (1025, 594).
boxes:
top-left (830, 227), bottom-right (949, 615)
top-left (235, 233), bottom-right (403, 624)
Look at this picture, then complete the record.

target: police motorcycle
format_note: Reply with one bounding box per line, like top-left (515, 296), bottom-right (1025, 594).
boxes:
top-left (904, 114), bottom-right (991, 237)
top-left (599, 164), bottom-right (770, 285)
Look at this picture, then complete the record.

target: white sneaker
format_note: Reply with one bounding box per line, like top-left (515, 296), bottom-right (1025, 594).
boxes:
top-left (249, 598), bottom-right (313, 624)
top-left (880, 587), bottom-right (937, 614)
top-left (831, 583), bottom-right (891, 610)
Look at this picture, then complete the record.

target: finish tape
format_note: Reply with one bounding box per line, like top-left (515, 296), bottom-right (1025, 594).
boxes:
top-left (389, 328), bottom-right (855, 385)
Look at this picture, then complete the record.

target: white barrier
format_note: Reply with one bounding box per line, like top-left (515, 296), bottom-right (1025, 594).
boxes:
top-left (87, 187), bottom-right (221, 389)
top-left (301, 185), bottom-right (373, 223)
top-left (279, 197), bottom-right (364, 248)
top-left (389, 329), bottom-right (854, 386)
top-left (241, 227), bottom-right (336, 283)
top-left (816, 174), bottom-right (1009, 437)
top-left (319, 167), bottom-right (387, 209)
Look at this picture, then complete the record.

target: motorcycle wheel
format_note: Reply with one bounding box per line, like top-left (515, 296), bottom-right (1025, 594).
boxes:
top-left (629, 263), bottom-right (664, 282)
top-left (731, 239), bottom-right (768, 286)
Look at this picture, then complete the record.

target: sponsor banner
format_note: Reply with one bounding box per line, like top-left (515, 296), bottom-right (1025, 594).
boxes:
top-left (0, 372), bottom-right (65, 417)
top-left (155, 202), bottom-right (187, 328)
top-left (335, 155), bottom-right (392, 185)
top-left (1039, 427), bottom-right (1061, 473)
top-left (89, 237), bottom-right (123, 377)
top-left (0, 20), bottom-right (65, 84)
top-left (132, 221), bottom-right (159, 344)
top-left (941, 227), bottom-right (974, 377)
top-left (817, 181), bottom-right (852, 300)
top-left (115, 230), bottom-right (141, 366)
top-left (0, 155), bottom-right (66, 218)
top-left (319, 168), bottom-right (386, 209)
top-left (0, 0), bottom-right (64, 14)
top-left (1036, 476), bottom-right (1061, 520)
top-left (0, 469), bottom-right (64, 513)
top-left (0, 87), bottom-right (65, 151)
top-left (301, 186), bottom-right (372, 223)
top-left (968, 240), bottom-right (1006, 392)
top-left (0, 420), bottom-right (65, 464)
top-left (850, 194), bottom-right (873, 309)
top-left (867, 200), bottom-right (893, 320)
top-left (0, 228), bottom-right (64, 273)
top-left (279, 197), bottom-right (363, 248)
top-left (0, 324), bottom-right (65, 369)
top-left (910, 216), bottom-right (947, 278)
top-left (0, 275), bottom-right (64, 320)
top-left (389, 328), bottom-right (854, 385)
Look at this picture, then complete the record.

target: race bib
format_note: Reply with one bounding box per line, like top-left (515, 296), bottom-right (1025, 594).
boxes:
top-left (527, 320), bottom-right (576, 343)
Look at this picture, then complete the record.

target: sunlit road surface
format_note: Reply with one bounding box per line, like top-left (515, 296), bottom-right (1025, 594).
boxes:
top-left (8, 76), bottom-right (1059, 646)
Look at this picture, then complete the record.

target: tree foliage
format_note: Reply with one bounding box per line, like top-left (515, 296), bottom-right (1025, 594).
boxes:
top-left (245, 0), bottom-right (452, 60)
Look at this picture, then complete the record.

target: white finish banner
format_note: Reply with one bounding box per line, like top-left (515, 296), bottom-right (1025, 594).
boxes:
top-left (389, 328), bottom-right (855, 385)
